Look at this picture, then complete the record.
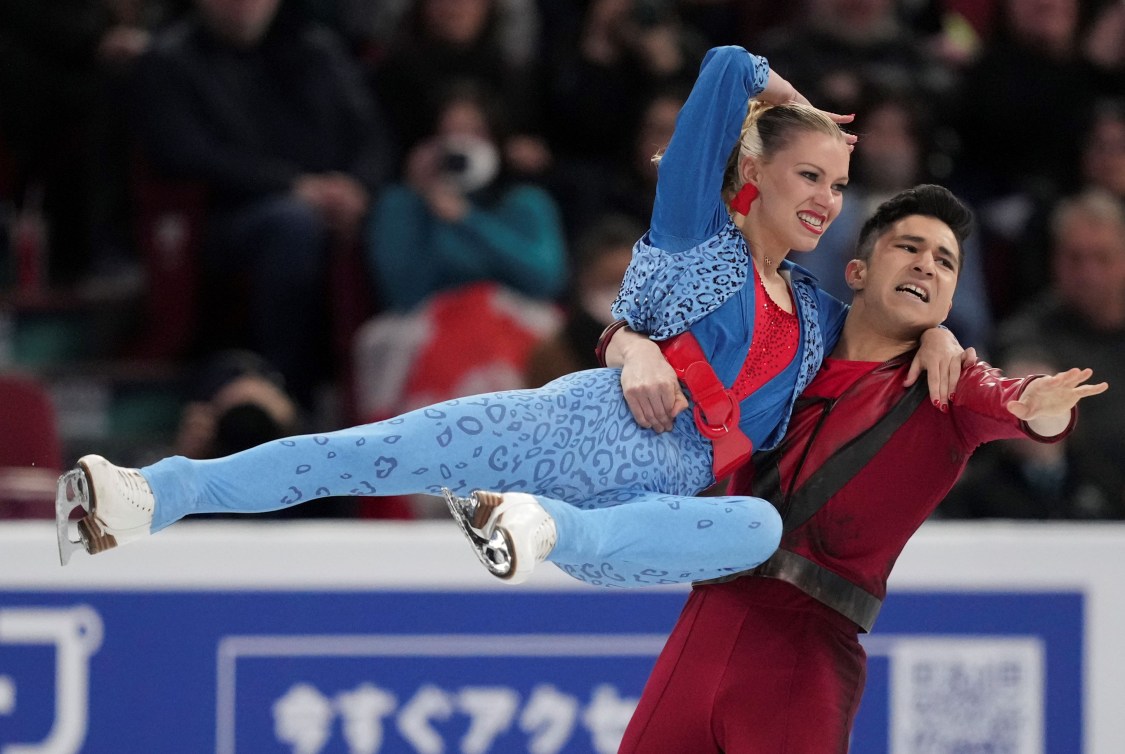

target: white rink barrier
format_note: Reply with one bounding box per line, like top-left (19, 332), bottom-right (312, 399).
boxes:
top-left (0, 519), bottom-right (1120, 754)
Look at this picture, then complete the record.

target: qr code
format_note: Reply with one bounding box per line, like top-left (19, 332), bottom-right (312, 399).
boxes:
top-left (889, 638), bottom-right (1044, 754)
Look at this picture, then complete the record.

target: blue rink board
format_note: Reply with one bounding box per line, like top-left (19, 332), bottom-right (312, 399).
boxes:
top-left (0, 590), bottom-right (1081, 753)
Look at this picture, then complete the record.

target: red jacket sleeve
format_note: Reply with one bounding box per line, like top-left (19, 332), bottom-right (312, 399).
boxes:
top-left (952, 362), bottom-right (1076, 447)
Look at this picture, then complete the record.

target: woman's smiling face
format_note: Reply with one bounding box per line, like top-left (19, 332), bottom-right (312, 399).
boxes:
top-left (745, 130), bottom-right (851, 253)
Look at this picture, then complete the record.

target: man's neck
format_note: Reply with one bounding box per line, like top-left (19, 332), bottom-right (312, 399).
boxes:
top-left (832, 314), bottom-right (920, 362)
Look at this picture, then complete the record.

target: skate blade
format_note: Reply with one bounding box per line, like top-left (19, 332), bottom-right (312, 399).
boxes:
top-left (55, 469), bottom-right (91, 566)
top-left (441, 488), bottom-right (512, 578)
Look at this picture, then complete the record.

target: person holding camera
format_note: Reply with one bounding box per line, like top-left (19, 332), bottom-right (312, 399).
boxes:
top-left (366, 80), bottom-right (568, 312)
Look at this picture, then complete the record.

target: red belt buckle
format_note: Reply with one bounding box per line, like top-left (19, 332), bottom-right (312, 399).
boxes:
top-left (692, 392), bottom-right (736, 439)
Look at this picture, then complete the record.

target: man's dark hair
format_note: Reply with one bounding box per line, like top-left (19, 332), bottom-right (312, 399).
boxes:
top-left (854, 184), bottom-right (974, 271)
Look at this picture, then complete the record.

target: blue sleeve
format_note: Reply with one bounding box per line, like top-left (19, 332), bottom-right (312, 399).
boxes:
top-left (649, 46), bottom-right (770, 252)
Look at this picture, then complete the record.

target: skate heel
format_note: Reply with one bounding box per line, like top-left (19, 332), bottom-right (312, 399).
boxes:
top-left (76, 514), bottom-right (117, 555)
top-left (470, 490), bottom-right (504, 532)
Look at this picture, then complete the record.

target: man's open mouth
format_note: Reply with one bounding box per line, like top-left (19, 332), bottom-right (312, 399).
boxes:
top-left (895, 284), bottom-right (929, 302)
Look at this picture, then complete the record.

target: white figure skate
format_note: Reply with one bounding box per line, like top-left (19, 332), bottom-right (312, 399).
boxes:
top-left (56, 455), bottom-right (154, 565)
top-left (442, 488), bottom-right (556, 584)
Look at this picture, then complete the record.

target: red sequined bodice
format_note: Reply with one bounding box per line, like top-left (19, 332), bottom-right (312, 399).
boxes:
top-left (731, 266), bottom-right (799, 401)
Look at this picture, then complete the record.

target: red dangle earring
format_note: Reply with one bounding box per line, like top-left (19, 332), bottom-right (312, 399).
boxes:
top-left (730, 182), bottom-right (759, 215)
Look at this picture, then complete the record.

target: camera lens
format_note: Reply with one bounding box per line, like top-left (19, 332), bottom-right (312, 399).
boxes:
top-left (441, 151), bottom-right (470, 175)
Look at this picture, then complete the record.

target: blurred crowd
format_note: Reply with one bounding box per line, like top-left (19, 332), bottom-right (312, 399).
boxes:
top-left (0, 0), bottom-right (1122, 519)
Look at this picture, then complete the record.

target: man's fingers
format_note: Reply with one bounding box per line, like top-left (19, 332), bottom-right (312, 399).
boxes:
top-left (1077, 382), bottom-right (1109, 398)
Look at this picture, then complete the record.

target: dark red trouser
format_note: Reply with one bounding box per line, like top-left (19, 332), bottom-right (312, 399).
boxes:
top-left (619, 578), bottom-right (867, 754)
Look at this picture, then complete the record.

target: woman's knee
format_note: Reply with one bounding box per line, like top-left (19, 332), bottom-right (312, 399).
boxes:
top-left (744, 497), bottom-right (783, 564)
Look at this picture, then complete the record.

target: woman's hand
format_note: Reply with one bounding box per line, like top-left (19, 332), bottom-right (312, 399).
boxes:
top-left (605, 326), bottom-right (688, 432)
top-left (1008, 368), bottom-right (1108, 437)
top-left (906, 327), bottom-right (976, 408)
top-left (760, 68), bottom-right (857, 149)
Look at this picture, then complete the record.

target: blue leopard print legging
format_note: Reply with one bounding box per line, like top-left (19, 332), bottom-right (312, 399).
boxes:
top-left (141, 369), bottom-right (782, 587)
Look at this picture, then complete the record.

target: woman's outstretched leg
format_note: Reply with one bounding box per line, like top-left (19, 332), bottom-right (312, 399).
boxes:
top-left (58, 370), bottom-right (717, 558)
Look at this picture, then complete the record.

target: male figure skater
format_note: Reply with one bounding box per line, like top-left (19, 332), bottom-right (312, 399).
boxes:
top-left (602, 185), bottom-right (1107, 752)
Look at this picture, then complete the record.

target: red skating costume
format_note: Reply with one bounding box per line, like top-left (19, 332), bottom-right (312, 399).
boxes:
top-left (620, 354), bottom-right (1074, 753)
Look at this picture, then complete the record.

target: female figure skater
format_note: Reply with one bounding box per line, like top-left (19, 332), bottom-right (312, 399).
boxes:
top-left (57, 46), bottom-right (959, 587)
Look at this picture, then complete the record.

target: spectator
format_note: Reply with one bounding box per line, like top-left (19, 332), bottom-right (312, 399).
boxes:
top-left (0, 0), bottom-right (181, 285)
top-left (130, 0), bottom-right (394, 406)
top-left (802, 87), bottom-right (993, 349)
top-left (175, 349), bottom-right (356, 517)
top-left (539, 0), bottom-right (705, 169)
top-left (756, 0), bottom-right (953, 115)
top-left (372, 0), bottom-right (547, 176)
top-left (950, 0), bottom-right (1115, 314)
top-left (366, 81), bottom-right (567, 312)
top-left (552, 85), bottom-right (686, 240)
top-left (1082, 99), bottom-right (1125, 201)
top-left (174, 349), bottom-right (299, 460)
top-left (1004, 97), bottom-right (1125, 315)
top-left (1083, 0), bottom-right (1125, 90)
top-left (676, 0), bottom-right (809, 50)
top-left (343, 0), bottom-right (541, 69)
top-left (993, 189), bottom-right (1125, 515)
top-left (939, 346), bottom-right (1114, 519)
top-left (526, 213), bottom-right (640, 386)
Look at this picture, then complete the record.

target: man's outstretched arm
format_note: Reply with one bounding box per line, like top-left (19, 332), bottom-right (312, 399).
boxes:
top-left (1006, 368), bottom-right (1109, 438)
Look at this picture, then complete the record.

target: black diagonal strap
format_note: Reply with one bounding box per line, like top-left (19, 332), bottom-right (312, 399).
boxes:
top-left (778, 379), bottom-right (928, 533)
top-left (694, 379), bottom-right (929, 632)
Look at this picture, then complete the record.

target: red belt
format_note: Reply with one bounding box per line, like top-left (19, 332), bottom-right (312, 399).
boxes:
top-left (659, 333), bottom-right (753, 480)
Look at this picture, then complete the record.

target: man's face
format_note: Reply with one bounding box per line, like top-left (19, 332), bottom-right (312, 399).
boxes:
top-left (1053, 216), bottom-right (1125, 328)
top-left (1082, 115), bottom-right (1125, 196)
top-left (849, 215), bottom-right (960, 335)
top-left (424, 0), bottom-right (492, 45)
top-left (197, 0), bottom-right (280, 45)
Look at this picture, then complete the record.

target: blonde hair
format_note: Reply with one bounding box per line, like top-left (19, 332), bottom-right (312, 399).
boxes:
top-left (722, 100), bottom-right (846, 200)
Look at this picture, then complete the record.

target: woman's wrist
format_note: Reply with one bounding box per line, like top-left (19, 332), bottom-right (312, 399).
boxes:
top-left (594, 320), bottom-right (631, 367)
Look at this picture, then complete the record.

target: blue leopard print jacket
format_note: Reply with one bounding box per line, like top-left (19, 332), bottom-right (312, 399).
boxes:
top-left (611, 46), bottom-right (848, 451)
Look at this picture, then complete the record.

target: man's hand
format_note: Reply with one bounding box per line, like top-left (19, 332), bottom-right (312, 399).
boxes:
top-left (605, 327), bottom-right (688, 432)
top-left (906, 327), bottom-right (976, 408)
top-left (1007, 368), bottom-right (1108, 437)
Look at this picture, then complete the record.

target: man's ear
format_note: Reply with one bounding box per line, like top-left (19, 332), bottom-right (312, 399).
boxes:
top-left (844, 258), bottom-right (866, 290)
